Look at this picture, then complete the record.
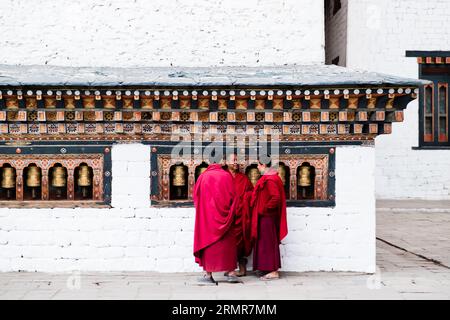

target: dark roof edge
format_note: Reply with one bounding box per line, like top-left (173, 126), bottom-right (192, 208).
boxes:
top-left (406, 50), bottom-right (450, 57)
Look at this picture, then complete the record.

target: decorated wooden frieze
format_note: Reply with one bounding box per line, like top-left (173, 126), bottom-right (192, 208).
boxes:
top-left (0, 86), bottom-right (418, 141)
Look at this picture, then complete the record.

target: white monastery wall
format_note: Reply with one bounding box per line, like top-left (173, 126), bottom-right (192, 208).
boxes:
top-left (346, 0), bottom-right (450, 199)
top-left (0, 0), bottom-right (324, 67)
top-left (0, 144), bottom-right (375, 273)
top-left (0, 0), bottom-right (382, 273)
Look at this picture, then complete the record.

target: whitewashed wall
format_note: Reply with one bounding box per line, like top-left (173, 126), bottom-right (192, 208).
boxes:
top-left (0, 0), bottom-right (381, 273)
top-left (345, 0), bottom-right (450, 200)
top-left (0, 144), bottom-right (375, 273)
top-left (0, 0), bottom-right (324, 67)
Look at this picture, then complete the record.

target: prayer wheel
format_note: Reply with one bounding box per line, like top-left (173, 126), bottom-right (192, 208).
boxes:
top-left (26, 165), bottom-right (41, 199)
top-left (277, 164), bottom-right (287, 186)
top-left (248, 167), bottom-right (261, 186)
top-left (1, 167), bottom-right (15, 189)
top-left (298, 164), bottom-right (314, 200)
top-left (1, 167), bottom-right (16, 199)
top-left (195, 165), bottom-right (208, 182)
top-left (298, 165), bottom-right (312, 187)
top-left (51, 166), bottom-right (67, 199)
top-left (171, 164), bottom-right (187, 200)
top-left (51, 166), bottom-right (67, 187)
top-left (77, 165), bottom-right (91, 187)
top-left (172, 165), bottom-right (186, 187)
top-left (77, 164), bottom-right (92, 199)
top-left (26, 165), bottom-right (41, 187)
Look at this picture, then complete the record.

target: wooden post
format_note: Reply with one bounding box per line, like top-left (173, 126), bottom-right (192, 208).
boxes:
top-left (93, 169), bottom-right (101, 201)
top-left (67, 169), bottom-right (75, 200)
top-left (41, 169), bottom-right (49, 200)
top-left (15, 169), bottom-right (23, 201)
top-left (188, 164), bottom-right (195, 201)
top-left (290, 166), bottom-right (297, 201)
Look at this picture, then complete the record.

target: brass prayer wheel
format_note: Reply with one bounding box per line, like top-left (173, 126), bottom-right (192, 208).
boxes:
top-left (77, 164), bottom-right (92, 187)
top-left (248, 167), bottom-right (261, 186)
top-left (51, 166), bottom-right (67, 187)
top-left (1, 167), bottom-right (16, 189)
top-left (26, 165), bottom-right (41, 187)
top-left (195, 164), bottom-right (208, 182)
top-left (172, 165), bottom-right (186, 187)
top-left (277, 165), bottom-right (287, 185)
top-left (298, 165), bottom-right (312, 187)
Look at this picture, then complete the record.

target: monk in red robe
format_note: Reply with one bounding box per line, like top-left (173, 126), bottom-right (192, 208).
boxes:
top-left (193, 161), bottom-right (240, 284)
top-left (251, 159), bottom-right (288, 280)
top-left (224, 153), bottom-right (254, 276)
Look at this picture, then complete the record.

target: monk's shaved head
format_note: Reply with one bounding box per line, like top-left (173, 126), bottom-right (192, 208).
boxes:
top-left (226, 153), bottom-right (239, 173)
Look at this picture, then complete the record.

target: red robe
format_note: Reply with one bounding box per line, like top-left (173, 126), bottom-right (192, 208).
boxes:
top-left (193, 164), bottom-right (237, 272)
top-left (250, 168), bottom-right (288, 271)
top-left (232, 172), bottom-right (254, 258)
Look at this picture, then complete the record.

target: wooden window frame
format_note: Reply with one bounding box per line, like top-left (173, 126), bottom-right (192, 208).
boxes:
top-left (422, 83), bottom-right (435, 143)
top-left (0, 144), bottom-right (112, 208)
top-left (149, 143), bottom-right (336, 208)
top-left (438, 83), bottom-right (449, 143)
top-left (418, 64), bottom-right (450, 148)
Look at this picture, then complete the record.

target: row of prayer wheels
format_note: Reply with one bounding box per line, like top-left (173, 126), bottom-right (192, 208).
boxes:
top-left (0, 164), bottom-right (93, 200)
top-left (170, 163), bottom-right (313, 187)
top-left (247, 164), bottom-right (312, 186)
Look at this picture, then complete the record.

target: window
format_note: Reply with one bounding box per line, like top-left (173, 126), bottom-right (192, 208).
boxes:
top-left (419, 65), bottom-right (450, 147)
top-left (0, 145), bottom-right (112, 207)
top-left (406, 51), bottom-right (450, 148)
top-left (150, 145), bottom-right (336, 207)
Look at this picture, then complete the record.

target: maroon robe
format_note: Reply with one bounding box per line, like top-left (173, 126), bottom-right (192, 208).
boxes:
top-left (232, 172), bottom-right (254, 259)
top-left (250, 168), bottom-right (288, 272)
top-left (193, 164), bottom-right (237, 272)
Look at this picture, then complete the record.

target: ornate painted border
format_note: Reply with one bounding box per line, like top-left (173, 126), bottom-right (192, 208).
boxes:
top-left (0, 154), bottom-right (104, 201)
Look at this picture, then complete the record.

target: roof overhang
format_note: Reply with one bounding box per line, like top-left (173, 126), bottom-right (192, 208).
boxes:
top-left (0, 64), bottom-right (425, 143)
top-left (0, 64), bottom-right (427, 88)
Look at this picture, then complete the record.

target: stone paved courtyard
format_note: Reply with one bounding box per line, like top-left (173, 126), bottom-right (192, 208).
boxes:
top-left (1, 200), bottom-right (450, 300)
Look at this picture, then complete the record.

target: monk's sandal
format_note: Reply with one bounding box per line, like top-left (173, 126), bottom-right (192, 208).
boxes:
top-left (226, 275), bottom-right (242, 283)
top-left (197, 275), bottom-right (217, 285)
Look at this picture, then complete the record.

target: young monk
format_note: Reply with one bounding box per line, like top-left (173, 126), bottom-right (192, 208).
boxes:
top-left (224, 153), bottom-right (254, 276)
top-left (193, 159), bottom-right (240, 284)
top-left (250, 158), bottom-right (288, 280)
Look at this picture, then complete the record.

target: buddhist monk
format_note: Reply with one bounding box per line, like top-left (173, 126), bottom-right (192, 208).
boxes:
top-left (193, 159), bottom-right (240, 284)
top-left (224, 153), bottom-right (254, 277)
top-left (251, 158), bottom-right (288, 280)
